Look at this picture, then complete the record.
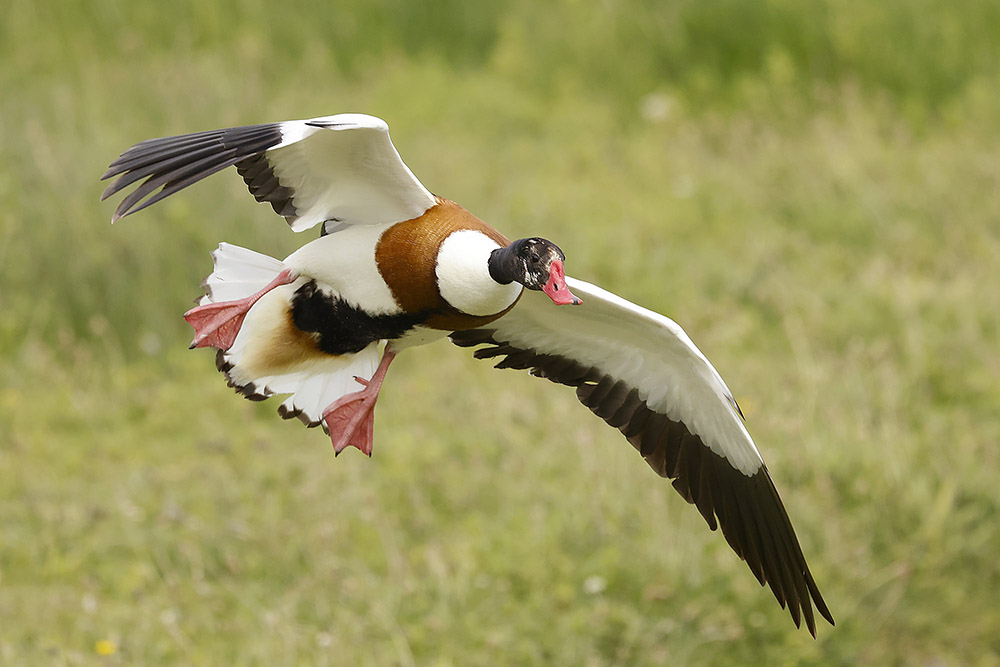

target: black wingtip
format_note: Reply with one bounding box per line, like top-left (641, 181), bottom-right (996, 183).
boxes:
top-left (100, 122), bottom-right (284, 220)
top-left (815, 597), bottom-right (836, 629)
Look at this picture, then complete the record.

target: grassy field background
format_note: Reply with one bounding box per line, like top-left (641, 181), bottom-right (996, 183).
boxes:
top-left (3, 1), bottom-right (1000, 664)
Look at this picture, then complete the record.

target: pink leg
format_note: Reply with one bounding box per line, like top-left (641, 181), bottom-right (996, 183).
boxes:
top-left (183, 269), bottom-right (297, 351)
top-left (322, 348), bottom-right (398, 457)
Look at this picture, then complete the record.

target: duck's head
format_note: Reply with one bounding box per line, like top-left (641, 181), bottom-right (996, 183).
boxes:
top-left (489, 237), bottom-right (582, 305)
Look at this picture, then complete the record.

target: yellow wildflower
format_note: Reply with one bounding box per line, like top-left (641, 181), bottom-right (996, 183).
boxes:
top-left (95, 639), bottom-right (117, 656)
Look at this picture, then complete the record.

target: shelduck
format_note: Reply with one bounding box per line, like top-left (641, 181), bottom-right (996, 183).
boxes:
top-left (101, 113), bottom-right (834, 635)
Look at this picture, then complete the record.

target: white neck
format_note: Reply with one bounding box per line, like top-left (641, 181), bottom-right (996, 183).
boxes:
top-left (435, 230), bottom-right (522, 316)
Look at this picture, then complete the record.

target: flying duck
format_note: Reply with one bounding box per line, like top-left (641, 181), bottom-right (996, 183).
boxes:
top-left (101, 113), bottom-right (834, 636)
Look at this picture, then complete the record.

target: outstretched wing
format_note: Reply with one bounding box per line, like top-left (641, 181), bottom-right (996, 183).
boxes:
top-left (101, 113), bottom-right (436, 231)
top-left (450, 277), bottom-right (834, 636)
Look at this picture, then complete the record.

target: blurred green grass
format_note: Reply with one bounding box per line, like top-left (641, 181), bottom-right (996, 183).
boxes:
top-left (2, 0), bottom-right (1000, 664)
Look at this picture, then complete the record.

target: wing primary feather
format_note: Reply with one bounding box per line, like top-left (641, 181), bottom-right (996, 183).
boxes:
top-left (606, 388), bottom-right (642, 429)
top-left (808, 569), bottom-right (835, 628)
top-left (103, 131), bottom-right (226, 177)
top-left (530, 355), bottom-right (575, 381)
top-left (637, 413), bottom-right (669, 468)
top-left (103, 123), bottom-right (284, 220)
top-left (767, 505), bottom-right (814, 635)
top-left (719, 483), bottom-right (766, 584)
top-left (494, 349), bottom-right (538, 370)
top-left (755, 491), bottom-right (802, 627)
top-left (104, 125), bottom-right (279, 179)
top-left (589, 380), bottom-right (632, 421)
top-left (694, 449), bottom-right (718, 530)
top-left (668, 432), bottom-right (695, 502)
top-left (100, 142), bottom-right (227, 199)
top-left (760, 476), bottom-right (832, 635)
top-left (744, 492), bottom-right (790, 612)
top-left (576, 375), bottom-right (617, 410)
top-left (664, 421), bottom-right (689, 481)
top-left (622, 406), bottom-right (650, 439)
top-left (472, 343), bottom-right (513, 360)
top-left (635, 413), bottom-right (669, 474)
top-left (111, 150), bottom-right (239, 221)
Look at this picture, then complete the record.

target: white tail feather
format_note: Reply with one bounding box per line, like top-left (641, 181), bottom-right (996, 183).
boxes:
top-left (271, 349), bottom-right (380, 426)
top-left (199, 243), bottom-right (287, 305)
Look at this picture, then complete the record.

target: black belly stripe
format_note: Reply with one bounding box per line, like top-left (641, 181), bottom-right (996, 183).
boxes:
top-left (291, 281), bottom-right (429, 355)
